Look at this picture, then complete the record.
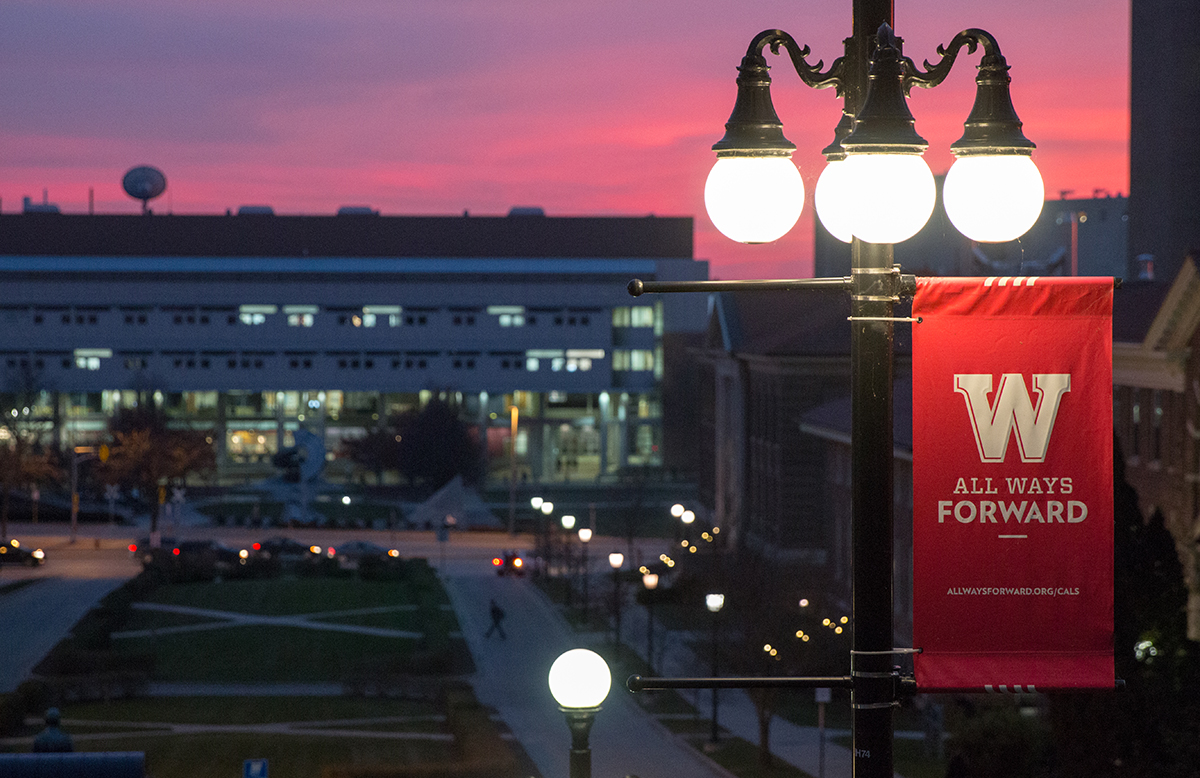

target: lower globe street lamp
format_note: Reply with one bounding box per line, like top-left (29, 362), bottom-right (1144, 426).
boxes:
top-left (642, 571), bottom-right (660, 674)
top-left (705, 592), bottom-right (725, 747)
top-left (608, 551), bottom-right (625, 647)
top-left (548, 648), bottom-right (612, 778)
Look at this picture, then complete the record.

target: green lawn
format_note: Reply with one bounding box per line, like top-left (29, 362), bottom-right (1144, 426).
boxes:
top-left (62, 696), bottom-right (438, 727)
top-left (108, 577), bottom-right (469, 683)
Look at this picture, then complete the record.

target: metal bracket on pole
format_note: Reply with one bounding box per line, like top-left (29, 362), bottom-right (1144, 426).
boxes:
top-left (628, 675), bottom-right (853, 692)
top-left (628, 278), bottom-right (851, 297)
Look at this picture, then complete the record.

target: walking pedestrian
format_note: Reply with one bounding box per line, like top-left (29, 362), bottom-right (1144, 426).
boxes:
top-left (484, 598), bottom-right (507, 639)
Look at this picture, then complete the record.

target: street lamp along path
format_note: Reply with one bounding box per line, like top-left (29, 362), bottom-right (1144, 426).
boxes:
top-left (705, 24), bottom-right (1043, 246)
top-left (627, 4), bottom-right (1052, 778)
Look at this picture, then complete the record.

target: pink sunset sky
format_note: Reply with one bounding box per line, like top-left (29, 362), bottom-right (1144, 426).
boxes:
top-left (0, 0), bottom-right (1129, 279)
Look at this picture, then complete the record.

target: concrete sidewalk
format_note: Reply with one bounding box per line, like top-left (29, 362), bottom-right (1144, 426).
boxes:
top-left (442, 568), bottom-right (738, 778)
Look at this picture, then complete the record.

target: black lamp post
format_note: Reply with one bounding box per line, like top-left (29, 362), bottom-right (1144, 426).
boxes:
top-left (561, 513), bottom-right (576, 609)
top-left (608, 551), bottom-right (625, 646)
top-left (578, 527), bottom-right (592, 623)
top-left (627, 4), bottom-right (1045, 778)
top-left (549, 648), bottom-right (612, 778)
top-left (642, 572), bottom-right (660, 674)
top-left (705, 592), bottom-right (725, 747)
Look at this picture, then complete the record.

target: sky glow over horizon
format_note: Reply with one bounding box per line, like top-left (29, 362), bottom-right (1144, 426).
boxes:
top-left (0, 0), bottom-right (1130, 279)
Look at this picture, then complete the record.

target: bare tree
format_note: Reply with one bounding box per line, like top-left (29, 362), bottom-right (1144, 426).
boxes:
top-left (94, 405), bottom-right (215, 534)
top-left (0, 368), bottom-right (60, 540)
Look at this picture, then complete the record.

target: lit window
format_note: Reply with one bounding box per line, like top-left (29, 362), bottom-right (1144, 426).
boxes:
top-left (630, 307), bottom-right (655, 327)
top-left (238, 305), bottom-right (276, 325)
top-left (613, 349), bottom-right (654, 372)
top-left (72, 348), bottom-right (110, 371)
top-left (526, 357), bottom-right (540, 371)
top-left (551, 357), bottom-right (565, 372)
top-left (612, 307), bottom-right (630, 327)
top-left (287, 314), bottom-right (314, 327)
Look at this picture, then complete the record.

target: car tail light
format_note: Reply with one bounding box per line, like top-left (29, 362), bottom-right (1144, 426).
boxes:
top-left (172, 548), bottom-right (180, 556)
top-left (326, 547), bottom-right (335, 557)
top-left (253, 543), bottom-right (261, 551)
top-left (128, 544), bottom-right (137, 553)
top-left (492, 557), bottom-right (502, 567)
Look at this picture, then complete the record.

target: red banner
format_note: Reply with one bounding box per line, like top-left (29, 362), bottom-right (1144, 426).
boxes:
top-left (912, 277), bottom-right (1113, 692)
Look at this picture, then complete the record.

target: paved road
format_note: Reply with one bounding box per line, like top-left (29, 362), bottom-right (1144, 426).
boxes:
top-left (444, 569), bottom-right (737, 778)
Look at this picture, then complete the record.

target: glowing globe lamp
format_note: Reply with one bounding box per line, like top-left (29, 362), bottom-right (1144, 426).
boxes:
top-left (548, 648), bottom-right (612, 709)
top-left (943, 154), bottom-right (1044, 242)
top-left (705, 156), bottom-right (805, 244)
top-left (814, 158), bottom-right (855, 243)
top-left (842, 153), bottom-right (936, 244)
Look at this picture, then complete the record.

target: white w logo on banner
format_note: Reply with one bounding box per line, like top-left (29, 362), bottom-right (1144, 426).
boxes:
top-left (954, 374), bottom-right (1071, 463)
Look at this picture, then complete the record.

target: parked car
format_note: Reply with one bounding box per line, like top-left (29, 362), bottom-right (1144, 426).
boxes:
top-left (330, 540), bottom-right (399, 571)
top-left (491, 551), bottom-right (526, 577)
top-left (252, 536), bottom-right (321, 564)
top-left (0, 539), bottom-right (45, 566)
top-left (142, 539), bottom-right (244, 581)
top-left (128, 537), bottom-right (178, 565)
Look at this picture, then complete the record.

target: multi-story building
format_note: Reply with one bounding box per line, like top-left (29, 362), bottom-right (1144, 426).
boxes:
top-left (1128, 0), bottom-right (1200, 285)
top-left (0, 209), bottom-right (708, 485)
top-left (1112, 256), bottom-right (1200, 640)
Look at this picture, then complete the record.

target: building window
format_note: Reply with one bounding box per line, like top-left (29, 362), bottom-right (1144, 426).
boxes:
top-left (288, 314), bottom-right (314, 327)
top-left (613, 307), bottom-right (655, 328)
top-left (613, 349), bottom-right (654, 371)
top-left (1152, 389), bottom-right (1163, 462)
top-left (238, 305), bottom-right (276, 325)
top-left (1131, 396), bottom-right (1141, 458)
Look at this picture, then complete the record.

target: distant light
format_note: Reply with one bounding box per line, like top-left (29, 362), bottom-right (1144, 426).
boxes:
top-left (705, 593), bottom-right (725, 613)
top-left (681, 510), bottom-right (695, 525)
top-left (670, 503), bottom-right (685, 518)
top-left (799, 598), bottom-right (810, 608)
top-left (531, 497), bottom-right (544, 509)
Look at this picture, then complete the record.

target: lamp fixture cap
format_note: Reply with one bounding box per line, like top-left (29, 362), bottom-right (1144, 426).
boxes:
top-left (950, 55), bottom-right (1036, 156)
top-left (712, 53), bottom-right (797, 157)
top-left (841, 24), bottom-right (928, 156)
